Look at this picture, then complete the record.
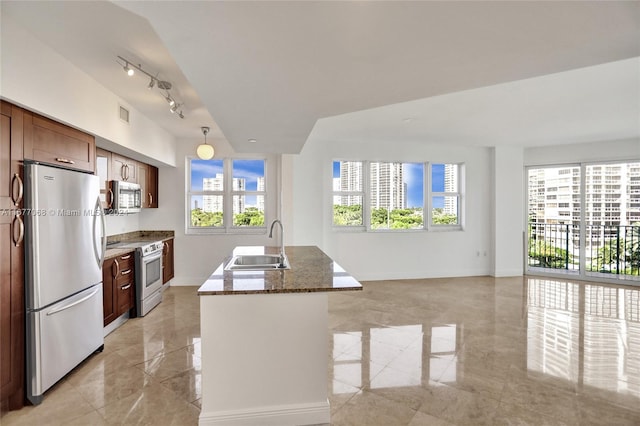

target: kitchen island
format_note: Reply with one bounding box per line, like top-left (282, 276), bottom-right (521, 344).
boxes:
top-left (197, 246), bottom-right (362, 426)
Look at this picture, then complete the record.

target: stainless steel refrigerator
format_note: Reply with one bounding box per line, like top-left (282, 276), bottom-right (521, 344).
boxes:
top-left (24, 162), bottom-right (106, 405)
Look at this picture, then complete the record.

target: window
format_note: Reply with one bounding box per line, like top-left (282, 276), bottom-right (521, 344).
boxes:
top-left (430, 163), bottom-right (461, 226)
top-left (332, 161), bottom-right (364, 226)
top-left (187, 158), bottom-right (266, 233)
top-left (332, 160), bottom-right (463, 231)
top-left (370, 162), bottom-right (424, 230)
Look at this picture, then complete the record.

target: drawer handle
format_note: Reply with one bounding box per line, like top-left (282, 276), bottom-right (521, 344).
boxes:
top-left (121, 254), bottom-right (132, 260)
top-left (55, 157), bottom-right (75, 165)
top-left (121, 284), bottom-right (132, 290)
top-left (121, 269), bottom-right (132, 275)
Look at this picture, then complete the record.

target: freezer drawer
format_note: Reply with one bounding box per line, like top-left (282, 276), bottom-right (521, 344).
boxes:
top-left (27, 284), bottom-right (104, 404)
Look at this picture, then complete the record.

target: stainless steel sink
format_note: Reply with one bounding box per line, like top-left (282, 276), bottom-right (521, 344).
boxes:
top-left (224, 254), bottom-right (290, 271)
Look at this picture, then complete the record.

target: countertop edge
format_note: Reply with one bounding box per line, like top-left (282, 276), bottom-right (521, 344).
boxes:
top-left (198, 246), bottom-right (363, 296)
top-left (198, 286), bottom-right (363, 296)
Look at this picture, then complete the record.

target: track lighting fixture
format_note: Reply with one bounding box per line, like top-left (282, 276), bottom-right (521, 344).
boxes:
top-left (197, 126), bottom-right (214, 160)
top-left (117, 55), bottom-right (185, 119)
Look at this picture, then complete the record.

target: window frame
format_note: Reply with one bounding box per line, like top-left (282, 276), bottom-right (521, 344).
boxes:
top-left (428, 162), bottom-right (464, 230)
top-left (186, 156), bottom-right (268, 235)
top-left (331, 160), bottom-right (464, 232)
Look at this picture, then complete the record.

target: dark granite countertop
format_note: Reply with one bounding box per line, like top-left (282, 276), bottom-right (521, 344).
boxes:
top-left (104, 230), bottom-right (175, 260)
top-left (198, 246), bottom-right (363, 296)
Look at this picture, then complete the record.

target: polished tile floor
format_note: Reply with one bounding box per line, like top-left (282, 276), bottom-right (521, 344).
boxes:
top-left (3, 276), bottom-right (640, 425)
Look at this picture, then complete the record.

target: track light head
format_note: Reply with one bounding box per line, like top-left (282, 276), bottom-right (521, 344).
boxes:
top-left (170, 103), bottom-right (178, 113)
top-left (147, 78), bottom-right (155, 89)
top-left (124, 62), bottom-right (134, 76)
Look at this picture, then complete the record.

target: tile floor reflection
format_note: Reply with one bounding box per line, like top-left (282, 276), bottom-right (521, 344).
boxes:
top-left (3, 277), bottom-right (640, 425)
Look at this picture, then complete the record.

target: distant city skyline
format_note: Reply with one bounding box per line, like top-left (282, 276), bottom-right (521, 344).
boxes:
top-left (333, 161), bottom-right (449, 209)
top-left (190, 159), bottom-right (265, 213)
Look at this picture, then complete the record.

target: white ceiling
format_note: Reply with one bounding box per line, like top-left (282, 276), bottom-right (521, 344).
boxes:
top-left (4, 1), bottom-right (640, 154)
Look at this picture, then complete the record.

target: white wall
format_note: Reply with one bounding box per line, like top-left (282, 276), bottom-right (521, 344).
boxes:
top-left (140, 137), bottom-right (281, 285)
top-left (524, 138), bottom-right (639, 166)
top-left (0, 14), bottom-right (177, 167)
top-left (285, 137), bottom-right (494, 281)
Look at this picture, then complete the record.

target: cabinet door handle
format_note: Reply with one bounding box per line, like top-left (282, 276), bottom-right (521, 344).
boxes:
top-left (55, 157), bottom-right (75, 165)
top-left (112, 259), bottom-right (120, 278)
top-left (121, 254), bottom-right (132, 260)
top-left (121, 284), bottom-right (132, 290)
top-left (12, 215), bottom-right (24, 247)
top-left (11, 173), bottom-right (23, 206)
top-left (121, 269), bottom-right (132, 275)
top-left (148, 192), bottom-right (153, 208)
top-left (107, 188), bottom-right (114, 209)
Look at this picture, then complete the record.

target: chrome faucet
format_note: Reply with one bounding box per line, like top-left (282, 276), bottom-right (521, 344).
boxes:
top-left (268, 219), bottom-right (285, 267)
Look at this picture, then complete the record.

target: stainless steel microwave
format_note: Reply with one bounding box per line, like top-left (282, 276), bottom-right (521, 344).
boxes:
top-left (108, 181), bottom-right (141, 214)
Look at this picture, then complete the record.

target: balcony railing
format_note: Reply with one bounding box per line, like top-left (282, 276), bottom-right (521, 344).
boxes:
top-left (528, 222), bottom-right (640, 277)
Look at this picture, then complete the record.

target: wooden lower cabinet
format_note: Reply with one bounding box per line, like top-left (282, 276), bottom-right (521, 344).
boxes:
top-left (0, 101), bottom-right (25, 412)
top-left (162, 238), bottom-right (174, 284)
top-left (103, 252), bottom-right (136, 326)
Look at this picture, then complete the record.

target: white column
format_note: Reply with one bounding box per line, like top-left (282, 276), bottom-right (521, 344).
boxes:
top-left (491, 146), bottom-right (525, 277)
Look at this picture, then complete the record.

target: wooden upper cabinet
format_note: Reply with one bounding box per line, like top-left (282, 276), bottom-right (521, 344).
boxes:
top-left (138, 163), bottom-right (158, 208)
top-left (148, 165), bottom-right (158, 208)
top-left (23, 111), bottom-right (95, 173)
top-left (111, 153), bottom-right (137, 183)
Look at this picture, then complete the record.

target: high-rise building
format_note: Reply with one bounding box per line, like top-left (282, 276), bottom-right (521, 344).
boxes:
top-left (335, 161), bottom-right (406, 210)
top-left (203, 174), bottom-right (224, 212)
top-left (370, 162), bottom-right (406, 210)
top-left (256, 177), bottom-right (265, 212)
top-left (528, 163), bottom-right (640, 227)
top-left (338, 161), bottom-right (363, 206)
top-left (232, 177), bottom-right (246, 215)
top-left (203, 174), bottom-right (247, 215)
top-left (443, 164), bottom-right (458, 215)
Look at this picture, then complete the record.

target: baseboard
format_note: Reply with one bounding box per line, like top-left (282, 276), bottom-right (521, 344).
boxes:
top-left (491, 268), bottom-right (524, 277)
top-left (198, 400), bottom-right (330, 426)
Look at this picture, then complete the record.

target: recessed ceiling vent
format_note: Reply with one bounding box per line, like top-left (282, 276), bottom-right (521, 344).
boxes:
top-left (119, 105), bottom-right (130, 124)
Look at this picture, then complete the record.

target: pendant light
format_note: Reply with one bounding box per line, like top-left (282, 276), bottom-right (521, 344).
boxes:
top-left (197, 127), bottom-right (214, 160)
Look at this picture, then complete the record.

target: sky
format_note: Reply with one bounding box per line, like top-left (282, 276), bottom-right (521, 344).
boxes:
top-left (190, 159), bottom-right (265, 191)
top-left (333, 161), bottom-right (446, 208)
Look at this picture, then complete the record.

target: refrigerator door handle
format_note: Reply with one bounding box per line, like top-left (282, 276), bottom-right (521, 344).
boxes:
top-left (46, 287), bottom-right (100, 316)
top-left (92, 196), bottom-right (107, 268)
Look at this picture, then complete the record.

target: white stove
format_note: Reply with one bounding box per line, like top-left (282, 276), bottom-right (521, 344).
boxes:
top-left (111, 240), bottom-right (164, 316)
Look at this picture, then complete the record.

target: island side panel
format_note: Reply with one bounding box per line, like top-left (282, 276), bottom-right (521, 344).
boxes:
top-left (199, 292), bottom-right (330, 426)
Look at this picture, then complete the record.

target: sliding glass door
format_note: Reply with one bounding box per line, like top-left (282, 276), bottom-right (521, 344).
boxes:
top-left (527, 162), bottom-right (640, 282)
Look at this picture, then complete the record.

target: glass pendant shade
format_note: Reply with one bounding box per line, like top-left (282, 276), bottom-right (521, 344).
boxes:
top-left (197, 143), bottom-right (214, 160)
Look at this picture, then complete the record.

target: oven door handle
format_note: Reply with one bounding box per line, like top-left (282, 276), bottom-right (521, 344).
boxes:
top-left (143, 251), bottom-right (163, 263)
